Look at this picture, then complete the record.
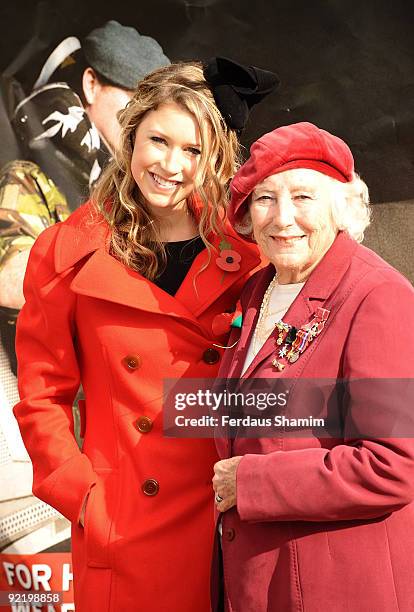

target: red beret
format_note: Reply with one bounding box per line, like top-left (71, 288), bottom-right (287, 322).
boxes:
top-left (229, 122), bottom-right (354, 227)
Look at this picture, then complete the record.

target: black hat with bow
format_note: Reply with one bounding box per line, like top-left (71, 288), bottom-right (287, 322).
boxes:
top-left (203, 56), bottom-right (280, 133)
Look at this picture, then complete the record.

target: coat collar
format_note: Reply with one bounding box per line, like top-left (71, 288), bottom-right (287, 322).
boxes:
top-left (228, 231), bottom-right (358, 378)
top-left (54, 201), bottom-right (110, 272)
top-left (54, 201), bottom-right (261, 327)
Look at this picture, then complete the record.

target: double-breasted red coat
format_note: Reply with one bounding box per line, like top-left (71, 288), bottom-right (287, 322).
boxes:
top-left (13, 201), bottom-right (260, 612)
top-left (215, 231), bottom-right (414, 612)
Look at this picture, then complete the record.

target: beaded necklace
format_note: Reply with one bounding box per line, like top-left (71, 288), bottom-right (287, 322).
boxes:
top-left (252, 274), bottom-right (278, 356)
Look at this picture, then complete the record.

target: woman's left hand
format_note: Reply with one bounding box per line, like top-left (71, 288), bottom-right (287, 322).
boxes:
top-left (213, 456), bottom-right (243, 512)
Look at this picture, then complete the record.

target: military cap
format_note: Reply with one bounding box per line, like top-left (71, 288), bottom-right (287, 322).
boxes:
top-left (83, 20), bottom-right (170, 90)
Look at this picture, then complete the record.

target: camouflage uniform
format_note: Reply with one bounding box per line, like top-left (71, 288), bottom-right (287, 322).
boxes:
top-left (0, 163), bottom-right (74, 551)
top-left (0, 159), bottom-right (70, 267)
top-left (0, 160), bottom-right (70, 374)
top-left (12, 83), bottom-right (108, 211)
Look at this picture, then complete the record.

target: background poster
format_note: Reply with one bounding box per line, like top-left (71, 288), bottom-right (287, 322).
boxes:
top-left (0, 1), bottom-right (413, 609)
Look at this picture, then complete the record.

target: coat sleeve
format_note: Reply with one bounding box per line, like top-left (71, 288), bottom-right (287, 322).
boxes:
top-left (13, 224), bottom-right (97, 523)
top-left (236, 277), bottom-right (414, 522)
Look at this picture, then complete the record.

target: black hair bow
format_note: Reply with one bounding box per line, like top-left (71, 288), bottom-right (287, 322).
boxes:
top-left (204, 56), bottom-right (280, 132)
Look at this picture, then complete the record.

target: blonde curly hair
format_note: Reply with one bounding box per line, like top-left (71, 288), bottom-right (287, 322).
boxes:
top-left (91, 62), bottom-right (240, 280)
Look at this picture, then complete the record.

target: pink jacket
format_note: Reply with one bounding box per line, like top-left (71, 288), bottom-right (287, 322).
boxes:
top-left (216, 232), bottom-right (414, 612)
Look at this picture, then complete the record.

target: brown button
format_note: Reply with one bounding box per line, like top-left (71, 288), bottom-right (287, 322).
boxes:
top-left (135, 416), bottom-right (153, 434)
top-left (123, 354), bottom-right (141, 370)
top-left (224, 527), bottom-right (235, 542)
top-left (142, 479), bottom-right (159, 496)
top-left (202, 348), bottom-right (220, 365)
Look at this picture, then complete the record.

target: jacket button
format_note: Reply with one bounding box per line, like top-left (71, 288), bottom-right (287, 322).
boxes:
top-left (142, 479), bottom-right (159, 496)
top-left (202, 348), bottom-right (220, 365)
top-left (123, 354), bottom-right (141, 370)
top-left (135, 416), bottom-right (153, 433)
top-left (224, 527), bottom-right (235, 542)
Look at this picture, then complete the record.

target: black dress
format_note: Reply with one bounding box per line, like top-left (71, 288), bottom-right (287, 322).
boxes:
top-left (154, 236), bottom-right (205, 296)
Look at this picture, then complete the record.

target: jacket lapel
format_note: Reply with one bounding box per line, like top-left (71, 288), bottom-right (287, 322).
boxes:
top-left (225, 264), bottom-right (274, 379)
top-left (233, 232), bottom-right (359, 379)
top-left (175, 228), bottom-right (261, 317)
top-left (70, 247), bottom-right (203, 325)
top-left (54, 202), bottom-right (261, 327)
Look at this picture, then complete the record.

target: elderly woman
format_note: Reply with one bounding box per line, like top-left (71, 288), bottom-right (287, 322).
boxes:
top-left (212, 122), bottom-right (414, 612)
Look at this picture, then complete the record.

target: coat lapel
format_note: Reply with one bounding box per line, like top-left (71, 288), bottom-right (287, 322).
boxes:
top-left (70, 247), bottom-right (202, 325)
top-left (232, 232), bottom-right (359, 379)
top-left (174, 228), bottom-right (261, 317)
top-left (54, 202), bottom-right (261, 328)
top-left (225, 264), bottom-right (274, 379)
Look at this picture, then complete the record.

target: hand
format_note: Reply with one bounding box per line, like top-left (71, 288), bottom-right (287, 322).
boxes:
top-left (79, 491), bottom-right (90, 527)
top-left (0, 249), bottom-right (30, 309)
top-left (212, 456), bottom-right (243, 512)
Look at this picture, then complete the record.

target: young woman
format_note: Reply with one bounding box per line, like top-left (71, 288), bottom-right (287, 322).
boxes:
top-left (14, 61), bottom-right (275, 611)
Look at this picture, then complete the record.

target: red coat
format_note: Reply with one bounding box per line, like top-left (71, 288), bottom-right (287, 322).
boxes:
top-left (14, 202), bottom-right (261, 612)
top-left (216, 232), bottom-right (414, 612)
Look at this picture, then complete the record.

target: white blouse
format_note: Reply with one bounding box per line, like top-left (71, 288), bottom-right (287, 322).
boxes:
top-left (241, 280), bottom-right (305, 375)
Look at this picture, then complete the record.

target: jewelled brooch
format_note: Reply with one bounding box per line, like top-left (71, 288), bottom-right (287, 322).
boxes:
top-left (272, 307), bottom-right (330, 371)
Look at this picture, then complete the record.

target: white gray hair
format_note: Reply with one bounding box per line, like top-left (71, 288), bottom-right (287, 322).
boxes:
top-left (329, 173), bottom-right (371, 242)
top-left (234, 172), bottom-right (371, 243)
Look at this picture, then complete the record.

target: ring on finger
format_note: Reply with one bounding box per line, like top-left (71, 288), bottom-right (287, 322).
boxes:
top-left (215, 494), bottom-right (223, 503)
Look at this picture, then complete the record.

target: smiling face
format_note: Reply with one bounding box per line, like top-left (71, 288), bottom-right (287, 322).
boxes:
top-left (130, 101), bottom-right (202, 218)
top-left (249, 168), bottom-right (339, 283)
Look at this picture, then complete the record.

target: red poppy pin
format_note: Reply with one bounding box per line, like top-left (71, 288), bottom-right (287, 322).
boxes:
top-left (216, 239), bottom-right (241, 282)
